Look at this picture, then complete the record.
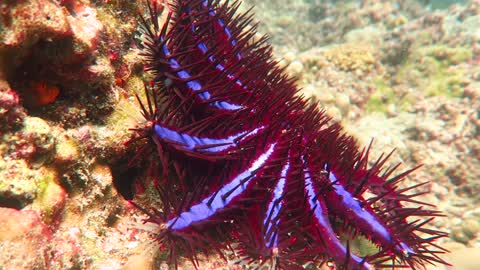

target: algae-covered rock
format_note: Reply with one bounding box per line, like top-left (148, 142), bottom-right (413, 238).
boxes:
top-left (323, 43), bottom-right (379, 73)
top-left (21, 116), bottom-right (57, 165)
top-left (0, 79), bottom-right (26, 131)
top-left (32, 168), bottom-right (66, 227)
top-left (0, 207), bottom-right (52, 269)
top-left (344, 112), bottom-right (415, 161)
top-left (365, 77), bottom-right (416, 114)
top-left (396, 44), bottom-right (472, 98)
top-left (0, 159), bottom-right (37, 209)
top-left (55, 134), bottom-right (80, 165)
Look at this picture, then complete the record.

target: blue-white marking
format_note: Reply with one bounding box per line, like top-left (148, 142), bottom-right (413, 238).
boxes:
top-left (167, 143), bottom-right (277, 230)
top-left (325, 164), bottom-right (415, 255)
top-left (263, 161), bottom-right (289, 248)
top-left (161, 39), bottom-right (242, 110)
top-left (196, 40), bottom-right (246, 90)
top-left (194, 1), bottom-right (246, 87)
top-left (154, 124), bottom-right (263, 153)
top-left (163, 1), bottom-right (246, 109)
top-left (302, 156), bottom-right (371, 269)
top-left (202, 1), bottom-right (239, 51)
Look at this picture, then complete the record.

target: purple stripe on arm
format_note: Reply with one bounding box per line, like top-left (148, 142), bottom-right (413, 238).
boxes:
top-left (167, 143), bottom-right (277, 230)
top-left (154, 124), bottom-right (263, 153)
top-left (202, 1), bottom-right (239, 51)
top-left (161, 42), bottom-right (243, 110)
top-left (263, 161), bottom-right (289, 248)
top-left (197, 42), bottom-right (244, 85)
top-left (326, 165), bottom-right (415, 256)
top-left (302, 162), bottom-right (372, 270)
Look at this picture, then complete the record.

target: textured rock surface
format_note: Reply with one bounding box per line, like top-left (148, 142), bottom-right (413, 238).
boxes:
top-left (0, 208), bottom-right (52, 269)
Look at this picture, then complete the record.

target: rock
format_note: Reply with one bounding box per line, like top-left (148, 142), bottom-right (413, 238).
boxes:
top-left (282, 51), bottom-right (297, 64)
top-left (301, 84), bottom-right (319, 101)
top-left (55, 134), bottom-right (80, 165)
top-left (0, 0), bottom-right (70, 49)
top-left (0, 207), bottom-right (51, 240)
top-left (0, 159), bottom-right (37, 209)
top-left (464, 82), bottom-right (480, 99)
top-left (462, 218), bottom-right (480, 238)
top-left (0, 0), bottom-right (103, 67)
top-left (0, 207), bottom-right (52, 269)
top-left (344, 26), bottom-right (384, 46)
top-left (123, 253), bottom-right (155, 270)
top-left (21, 117), bottom-right (56, 164)
top-left (286, 60), bottom-right (304, 79)
top-left (325, 106), bottom-right (342, 122)
top-left (344, 112), bottom-right (415, 161)
top-left (91, 163), bottom-right (113, 192)
top-left (48, 227), bottom-right (88, 270)
top-left (0, 80), bottom-right (26, 131)
top-left (335, 93), bottom-right (351, 114)
top-left (32, 168), bottom-right (66, 227)
top-left (451, 226), bottom-right (471, 244)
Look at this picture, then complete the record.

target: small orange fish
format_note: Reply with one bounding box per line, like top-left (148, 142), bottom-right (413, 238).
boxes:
top-left (31, 81), bottom-right (60, 106)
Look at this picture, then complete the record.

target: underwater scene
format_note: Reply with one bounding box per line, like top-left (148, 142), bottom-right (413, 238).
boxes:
top-left (0, 0), bottom-right (478, 269)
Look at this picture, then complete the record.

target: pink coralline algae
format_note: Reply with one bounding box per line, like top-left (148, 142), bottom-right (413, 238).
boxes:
top-left (0, 84), bottom-right (26, 132)
top-left (64, 0), bottom-right (103, 58)
top-left (0, 0), bottom-right (102, 61)
top-left (0, 207), bottom-right (53, 268)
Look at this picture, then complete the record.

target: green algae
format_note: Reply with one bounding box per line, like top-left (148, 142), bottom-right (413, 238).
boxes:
top-left (424, 45), bottom-right (472, 65)
top-left (424, 68), bottom-right (466, 98)
top-left (396, 44), bottom-right (471, 98)
top-left (340, 233), bottom-right (380, 258)
top-left (34, 170), bottom-right (54, 206)
top-left (419, 45), bottom-right (471, 97)
top-left (105, 76), bottom-right (145, 136)
top-left (365, 77), bottom-right (414, 114)
top-left (33, 168), bottom-right (64, 225)
top-left (347, 34), bottom-right (471, 115)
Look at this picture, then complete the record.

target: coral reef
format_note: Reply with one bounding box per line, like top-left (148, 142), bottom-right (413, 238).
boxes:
top-left (0, 0), bottom-right (148, 268)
